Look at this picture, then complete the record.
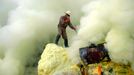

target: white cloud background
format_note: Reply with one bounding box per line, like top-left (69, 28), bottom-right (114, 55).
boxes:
top-left (0, 0), bottom-right (89, 75)
top-left (0, 0), bottom-right (134, 75)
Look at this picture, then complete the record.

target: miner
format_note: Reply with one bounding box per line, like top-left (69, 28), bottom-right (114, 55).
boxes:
top-left (55, 11), bottom-right (76, 47)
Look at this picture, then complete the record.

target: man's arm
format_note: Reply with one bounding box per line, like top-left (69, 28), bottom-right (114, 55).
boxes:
top-left (68, 21), bottom-right (76, 31)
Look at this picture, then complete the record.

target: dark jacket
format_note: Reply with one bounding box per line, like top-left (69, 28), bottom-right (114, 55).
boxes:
top-left (57, 15), bottom-right (75, 39)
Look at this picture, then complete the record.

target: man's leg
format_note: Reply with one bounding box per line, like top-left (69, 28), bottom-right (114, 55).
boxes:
top-left (62, 30), bottom-right (69, 47)
top-left (55, 34), bottom-right (61, 45)
top-left (64, 39), bottom-right (69, 47)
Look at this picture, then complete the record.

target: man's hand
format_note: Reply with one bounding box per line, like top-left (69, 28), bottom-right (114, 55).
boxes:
top-left (74, 25), bottom-right (78, 33)
top-left (73, 27), bottom-right (77, 33)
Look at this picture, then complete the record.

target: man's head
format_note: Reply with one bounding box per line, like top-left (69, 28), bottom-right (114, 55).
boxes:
top-left (65, 11), bottom-right (71, 16)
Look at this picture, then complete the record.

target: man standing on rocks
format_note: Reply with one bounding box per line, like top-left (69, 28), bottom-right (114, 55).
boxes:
top-left (55, 11), bottom-right (76, 47)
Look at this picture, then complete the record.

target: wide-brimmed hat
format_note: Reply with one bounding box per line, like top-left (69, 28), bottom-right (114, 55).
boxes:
top-left (65, 11), bottom-right (71, 15)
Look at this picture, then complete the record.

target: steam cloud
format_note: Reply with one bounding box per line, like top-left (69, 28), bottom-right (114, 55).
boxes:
top-left (0, 0), bottom-right (16, 27)
top-left (0, 0), bottom-right (134, 75)
top-left (0, 0), bottom-right (89, 75)
top-left (70, 0), bottom-right (134, 71)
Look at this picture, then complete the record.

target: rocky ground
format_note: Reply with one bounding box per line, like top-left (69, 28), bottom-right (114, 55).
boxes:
top-left (38, 44), bottom-right (134, 75)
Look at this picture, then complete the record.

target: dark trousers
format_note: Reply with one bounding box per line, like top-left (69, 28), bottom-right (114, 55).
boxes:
top-left (55, 34), bottom-right (69, 47)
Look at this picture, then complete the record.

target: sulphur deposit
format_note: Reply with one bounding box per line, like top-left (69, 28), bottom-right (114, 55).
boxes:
top-left (38, 44), bottom-right (81, 75)
top-left (38, 44), bottom-right (134, 75)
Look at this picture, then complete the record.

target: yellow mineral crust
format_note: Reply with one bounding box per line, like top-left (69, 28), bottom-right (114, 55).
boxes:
top-left (38, 43), bottom-right (134, 75)
top-left (38, 44), bottom-right (80, 75)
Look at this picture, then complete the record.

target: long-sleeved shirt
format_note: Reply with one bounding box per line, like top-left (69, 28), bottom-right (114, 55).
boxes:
top-left (58, 15), bottom-right (75, 30)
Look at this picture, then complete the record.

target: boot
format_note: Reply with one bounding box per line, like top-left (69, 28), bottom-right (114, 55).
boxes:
top-left (64, 39), bottom-right (69, 47)
top-left (55, 34), bottom-right (60, 45)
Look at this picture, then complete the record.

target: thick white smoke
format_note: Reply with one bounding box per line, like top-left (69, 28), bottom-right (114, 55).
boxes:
top-left (0, 0), bottom-right (16, 27)
top-left (0, 0), bottom-right (89, 75)
top-left (70, 0), bottom-right (134, 71)
top-left (1, 0), bottom-right (134, 74)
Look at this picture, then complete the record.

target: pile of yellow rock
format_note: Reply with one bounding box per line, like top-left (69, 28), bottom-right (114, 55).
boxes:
top-left (38, 44), bottom-right (134, 75)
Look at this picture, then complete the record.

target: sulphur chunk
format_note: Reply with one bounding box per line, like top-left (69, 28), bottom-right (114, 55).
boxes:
top-left (38, 44), bottom-right (80, 75)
